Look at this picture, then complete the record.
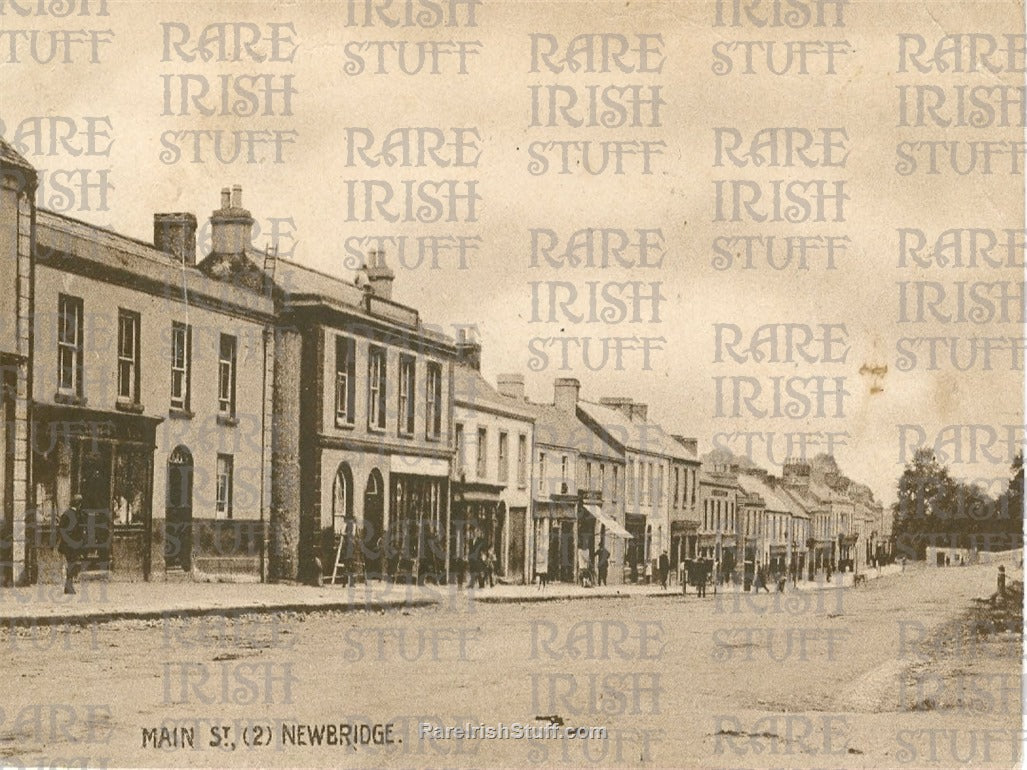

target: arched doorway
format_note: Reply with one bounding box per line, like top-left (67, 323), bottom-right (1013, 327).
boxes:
top-left (329, 463), bottom-right (357, 576)
top-left (166, 446), bottom-right (193, 571)
top-left (364, 468), bottom-right (385, 577)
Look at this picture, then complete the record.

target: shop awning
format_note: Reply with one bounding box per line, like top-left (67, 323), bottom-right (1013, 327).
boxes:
top-left (582, 504), bottom-right (633, 539)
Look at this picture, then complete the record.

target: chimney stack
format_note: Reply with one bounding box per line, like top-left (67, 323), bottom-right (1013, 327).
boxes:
top-left (210, 184), bottom-right (253, 256)
top-left (454, 327), bottom-right (482, 371)
top-left (154, 212), bottom-right (198, 265)
top-left (496, 373), bottom-right (525, 401)
top-left (553, 377), bottom-right (580, 414)
top-left (362, 249), bottom-right (396, 300)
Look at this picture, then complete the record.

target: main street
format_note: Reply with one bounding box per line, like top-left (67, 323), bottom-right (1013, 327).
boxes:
top-left (1, 563), bottom-right (1019, 768)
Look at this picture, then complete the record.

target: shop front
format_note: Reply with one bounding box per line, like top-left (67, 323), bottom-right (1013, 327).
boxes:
top-left (670, 520), bottom-right (697, 570)
top-left (580, 503), bottom-right (631, 585)
top-left (533, 495), bottom-right (577, 583)
top-left (388, 455), bottom-right (449, 584)
top-left (31, 403), bottom-right (160, 582)
top-left (451, 479), bottom-right (503, 585)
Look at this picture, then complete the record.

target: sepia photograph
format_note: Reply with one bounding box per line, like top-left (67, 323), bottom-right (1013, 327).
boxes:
top-left (0, 0), bottom-right (1024, 767)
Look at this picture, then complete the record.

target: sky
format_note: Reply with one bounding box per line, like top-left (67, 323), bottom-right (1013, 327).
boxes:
top-left (3, 0), bottom-right (1024, 505)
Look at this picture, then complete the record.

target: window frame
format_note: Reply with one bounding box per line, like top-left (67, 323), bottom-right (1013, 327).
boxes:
top-left (57, 294), bottom-right (84, 397)
top-left (170, 322), bottom-right (192, 411)
top-left (216, 453), bottom-right (234, 519)
top-left (218, 333), bottom-right (237, 417)
top-left (398, 354), bottom-right (416, 437)
top-left (367, 345), bottom-right (387, 432)
top-left (116, 308), bottom-right (141, 404)
top-left (334, 335), bottom-right (356, 427)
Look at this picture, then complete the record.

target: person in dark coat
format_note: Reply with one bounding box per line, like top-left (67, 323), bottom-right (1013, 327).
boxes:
top-left (658, 551), bottom-right (670, 590)
top-left (597, 545), bottom-right (610, 586)
top-left (696, 559), bottom-right (708, 598)
top-left (57, 495), bottom-right (85, 595)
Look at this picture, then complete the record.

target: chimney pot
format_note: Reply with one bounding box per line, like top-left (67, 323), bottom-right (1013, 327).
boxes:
top-left (231, 184), bottom-right (242, 208)
top-left (220, 188), bottom-right (230, 208)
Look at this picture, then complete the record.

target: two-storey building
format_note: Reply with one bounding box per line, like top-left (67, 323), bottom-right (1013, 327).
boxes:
top-left (451, 346), bottom-right (535, 584)
top-left (522, 378), bottom-right (628, 584)
top-left (30, 185), bottom-right (275, 582)
top-left (268, 248), bottom-right (457, 584)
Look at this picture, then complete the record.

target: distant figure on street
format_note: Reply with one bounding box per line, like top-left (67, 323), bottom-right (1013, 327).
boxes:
top-left (597, 546), bottom-right (610, 587)
top-left (484, 547), bottom-right (496, 588)
top-left (696, 559), bottom-right (708, 598)
top-left (997, 565), bottom-right (1006, 597)
top-left (659, 551), bottom-right (670, 590)
top-left (754, 566), bottom-right (769, 593)
top-left (57, 495), bottom-right (85, 595)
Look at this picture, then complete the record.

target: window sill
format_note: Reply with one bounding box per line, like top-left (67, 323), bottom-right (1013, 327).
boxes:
top-left (54, 392), bottom-right (86, 406)
top-left (398, 429), bottom-right (415, 439)
top-left (217, 414), bottom-right (238, 427)
top-left (367, 425), bottom-right (386, 435)
top-left (334, 419), bottom-right (355, 430)
top-left (424, 434), bottom-right (442, 443)
top-left (115, 400), bottom-right (144, 414)
top-left (169, 408), bottom-right (194, 420)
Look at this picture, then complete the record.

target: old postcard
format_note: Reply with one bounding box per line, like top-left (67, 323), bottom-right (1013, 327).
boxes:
top-left (0, 0), bottom-right (1024, 767)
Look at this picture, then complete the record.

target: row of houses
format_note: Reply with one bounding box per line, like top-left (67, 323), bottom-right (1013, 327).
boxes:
top-left (0, 139), bottom-right (892, 586)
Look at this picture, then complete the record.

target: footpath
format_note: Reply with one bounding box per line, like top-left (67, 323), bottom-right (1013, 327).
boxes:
top-left (0, 564), bottom-right (904, 627)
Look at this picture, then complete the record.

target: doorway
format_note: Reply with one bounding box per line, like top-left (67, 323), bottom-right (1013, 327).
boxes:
top-left (166, 446), bottom-right (193, 571)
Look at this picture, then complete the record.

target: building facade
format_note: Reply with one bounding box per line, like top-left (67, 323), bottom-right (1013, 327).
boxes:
top-left (452, 356), bottom-right (534, 584)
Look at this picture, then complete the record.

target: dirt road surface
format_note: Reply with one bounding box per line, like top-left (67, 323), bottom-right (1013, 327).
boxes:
top-left (1, 562), bottom-right (1020, 768)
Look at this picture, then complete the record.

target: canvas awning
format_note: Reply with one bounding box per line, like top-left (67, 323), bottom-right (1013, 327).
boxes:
top-left (582, 504), bottom-right (632, 539)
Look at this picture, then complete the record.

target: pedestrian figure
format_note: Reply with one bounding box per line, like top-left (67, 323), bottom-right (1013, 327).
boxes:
top-left (484, 547), bottom-right (496, 588)
top-left (597, 545), bottom-right (610, 587)
top-left (57, 495), bottom-right (85, 595)
top-left (696, 559), bottom-right (708, 598)
top-left (998, 565), bottom-right (1006, 597)
top-left (659, 551), bottom-right (669, 590)
top-left (754, 566), bottom-right (769, 593)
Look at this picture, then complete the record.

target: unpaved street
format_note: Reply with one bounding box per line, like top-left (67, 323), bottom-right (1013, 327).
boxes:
top-left (1, 563), bottom-right (1020, 768)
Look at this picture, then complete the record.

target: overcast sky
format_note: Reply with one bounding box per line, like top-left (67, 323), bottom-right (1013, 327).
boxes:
top-left (5, 0), bottom-right (1024, 505)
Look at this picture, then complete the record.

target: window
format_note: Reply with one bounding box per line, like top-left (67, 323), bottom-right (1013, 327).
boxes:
top-left (628, 458), bottom-right (635, 500)
top-left (335, 336), bottom-right (356, 426)
top-left (367, 346), bottom-right (386, 430)
top-left (656, 465), bottom-right (664, 505)
top-left (612, 465), bottom-right (619, 502)
top-left (216, 454), bottom-right (233, 519)
top-left (538, 452), bottom-right (546, 493)
top-left (517, 434), bottom-right (527, 487)
top-left (476, 427), bottom-right (487, 478)
top-left (585, 462), bottom-right (592, 490)
top-left (57, 294), bottom-right (84, 396)
top-left (560, 455), bottom-right (568, 485)
top-left (498, 431), bottom-right (509, 483)
top-left (398, 354), bottom-right (416, 435)
top-left (455, 423), bottom-right (465, 475)
top-left (170, 322), bottom-right (191, 410)
top-left (599, 464), bottom-right (605, 495)
top-left (425, 361), bottom-right (443, 438)
top-left (218, 334), bottom-right (236, 416)
top-left (117, 309), bottom-right (140, 403)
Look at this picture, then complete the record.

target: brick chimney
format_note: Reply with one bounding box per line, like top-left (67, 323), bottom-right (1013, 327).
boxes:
top-left (599, 396), bottom-right (633, 418)
top-left (455, 327), bottom-right (481, 371)
top-left (153, 212), bottom-right (197, 265)
top-left (497, 373), bottom-right (525, 401)
top-left (363, 249), bottom-right (395, 300)
top-left (209, 185), bottom-right (253, 256)
top-left (554, 377), bottom-right (580, 414)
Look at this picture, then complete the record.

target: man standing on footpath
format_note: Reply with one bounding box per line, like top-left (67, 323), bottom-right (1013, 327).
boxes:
top-left (57, 494), bottom-right (86, 595)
